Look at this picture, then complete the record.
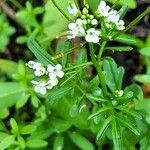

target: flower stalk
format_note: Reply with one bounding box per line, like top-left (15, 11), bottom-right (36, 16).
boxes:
top-left (89, 43), bottom-right (108, 98)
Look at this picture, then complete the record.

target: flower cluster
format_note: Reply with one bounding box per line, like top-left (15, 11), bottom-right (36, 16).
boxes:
top-left (67, 1), bottom-right (125, 43)
top-left (97, 1), bottom-right (125, 30)
top-left (26, 61), bottom-right (64, 95)
top-left (67, 4), bottom-right (101, 43)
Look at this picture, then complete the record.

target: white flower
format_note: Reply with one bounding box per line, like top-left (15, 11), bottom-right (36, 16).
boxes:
top-left (46, 78), bottom-right (58, 89)
top-left (98, 1), bottom-right (110, 17)
top-left (85, 28), bottom-right (101, 43)
top-left (26, 61), bottom-right (46, 76)
top-left (117, 20), bottom-right (125, 30)
top-left (68, 3), bottom-right (79, 16)
top-left (26, 61), bottom-right (36, 68)
top-left (91, 19), bottom-right (98, 25)
top-left (34, 66), bottom-right (46, 77)
top-left (107, 10), bottom-right (120, 25)
top-left (31, 80), bottom-right (47, 95)
top-left (47, 64), bottom-right (64, 79)
top-left (67, 19), bottom-right (85, 39)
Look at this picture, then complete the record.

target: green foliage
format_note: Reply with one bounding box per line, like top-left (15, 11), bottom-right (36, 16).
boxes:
top-left (0, 12), bottom-right (15, 52)
top-left (0, 0), bottom-right (150, 150)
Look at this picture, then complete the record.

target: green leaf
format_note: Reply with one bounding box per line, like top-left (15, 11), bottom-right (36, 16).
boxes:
top-left (0, 109), bottom-right (9, 119)
top-left (10, 118), bottom-right (18, 135)
top-left (115, 34), bottom-right (136, 45)
top-left (48, 86), bottom-right (73, 102)
top-left (97, 116), bottom-right (112, 140)
top-left (140, 47), bottom-right (150, 57)
top-left (0, 82), bottom-right (27, 110)
top-left (50, 118), bottom-right (71, 133)
top-left (105, 46), bottom-right (133, 52)
top-left (0, 135), bottom-right (15, 150)
top-left (69, 132), bottom-right (94, 150)
top-left (86, 93), bottom-right (107, 102)
top-left (0, 59), bottom-right (18, 77)
top-left (88, 106), bottom-right (112, 120)
top-left (53, 135), bottom-right (64, 150)
top-left (20, 125), bottom-right (37, 135)
top-left (31, 95), bottom-right (39, 108)
top-left (118, 117), bottom-right (140, 136)
top-left (17, 136), bottom-right (26, 149)
top-left (27, 39), bottom-right (54, 65)
top-left (103, 58), bottom-right (124, 92)
top-left (16, 94), bottom-right (30, 108)
top-left (118, 107), bottom-right (142, 120)
top-left (112, 119), bottom-right (122, 150)
top-left (26, 139), bottom-right (48, 148)
top-left (43, 0), bottom-right (73, 40)
top-left (88, 75), bottom-right (100, 90)
top-left (16, 2), bottom-right (39, 28)
top-left (134, 74), bottom-right (150, 84)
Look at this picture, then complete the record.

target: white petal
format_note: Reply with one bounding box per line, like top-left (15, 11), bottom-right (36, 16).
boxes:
top-left (49, 73), bottom-right (57, 80)
top-left (34, 85), bottom-right (40, 93)
top-left (33, 62), bottom-right (42, 70)
top-left (26, 61), bottom-right (35, 68)
top-left (99, 1), bottom-right (106, 9)
top-left (92, 36), bottom-right (100, 43)
top-left (51, 78), bottom-right (59, 86)
top-left (39, 87), bottom-right (47, 95)
top-left (57, 71), bottom-right (64, 78)
top-left (47, 64), bottom-right (54, 72)
top-left (31, 80), bottom-right (39, 85)
top-left (76, 19), bottom-right (83, 26)
top-left (68, 4), bottom-right (78, 16)
top-left (55, 64), bottom-right (62, 70)
top-left (68, 23), bottom-right (76, 30)
top-left (85, 34), bottom-right (92, 42)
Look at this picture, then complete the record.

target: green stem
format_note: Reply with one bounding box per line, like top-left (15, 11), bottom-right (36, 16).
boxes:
top-left (98, 41), bottom-right (107, 62)
top-left (89, 43), bottom-right (108, 98)
top-left (124, 7), bottom-right (150, 32)
top-left (64, 62), bottom-right (93, 71)
top-left (51, 0), bottom-right (73, 22)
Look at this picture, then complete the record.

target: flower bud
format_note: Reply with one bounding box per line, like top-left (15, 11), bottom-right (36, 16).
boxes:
top-left (82, 7), bottom-right (88, 15)
top-left (91, 19), bottom-right (98, 25)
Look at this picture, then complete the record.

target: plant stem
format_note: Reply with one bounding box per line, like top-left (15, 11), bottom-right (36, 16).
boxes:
top-left (98, 41), bottom-right (107, 62)
top-left (51, 0), bottom-right (73, 22)
top-left (124, 7), bottom-right (150, 32)
top-left (64, 62), bottom-right (93, 71)
top-left (89, 43), bottom-right (108, 98)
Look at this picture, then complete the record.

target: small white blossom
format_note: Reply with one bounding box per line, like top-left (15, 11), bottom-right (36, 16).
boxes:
top-left (26, 61), bottom-right (46, 76)
top-left (117, 20), bottom-right (125, 30)
top-left (67, 19), bottom-right (85, 39)
top-left (68, 3), bottom-right (79, 16)
top-left (46, 78), bottom-right (58, 89)
top-left (31, 80), bottom-right (47, 95)
top-left (107, 10), bottom-right (120, 25)
top-left (47, 64), bottom-right (64, 79)
top-left (98, 1), bottom-right (110, 17)
top-left (85, 28), bottom-right (101, 43)
top-left (26, 61), bottom-right (35, 68)
top-left (34, 67), bottom-right (46, 77)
